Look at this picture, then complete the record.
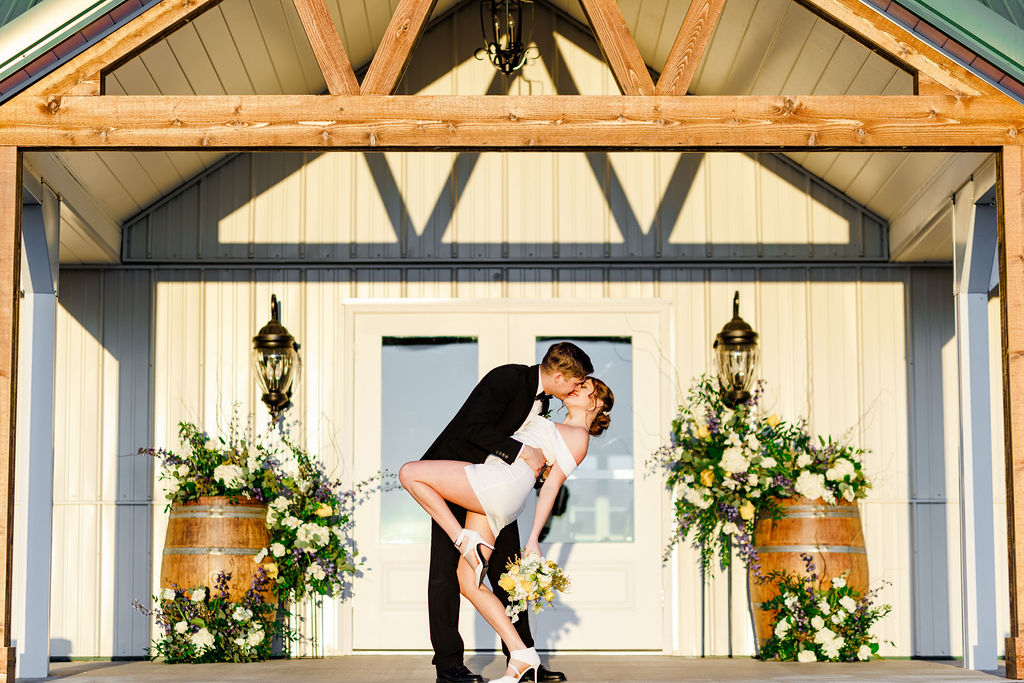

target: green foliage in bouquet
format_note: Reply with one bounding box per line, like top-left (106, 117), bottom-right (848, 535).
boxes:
top-left (140, 420), bottom-right (281, 508)
top-left (134, 569), bottom-right (281, 663)
top-left (649, 375), bottom-right (873, 573)
top-left (759, 554), bottom-right (891, 662)
top-left (259, 439), bottom-right (361, 603)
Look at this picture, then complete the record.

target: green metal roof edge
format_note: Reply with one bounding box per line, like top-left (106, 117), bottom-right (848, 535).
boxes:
top-left (0, 0), bottom-right (128, 82)
top-left (892, 0), bottom-right (1024, 83)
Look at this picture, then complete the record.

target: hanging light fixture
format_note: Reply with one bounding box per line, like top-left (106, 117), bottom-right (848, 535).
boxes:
top-left (477, 0), bottom-right (534, 76)
top-left (713, 292), bottom-right (759, 408)
top-left (252, 294), bottom-right (301, 422)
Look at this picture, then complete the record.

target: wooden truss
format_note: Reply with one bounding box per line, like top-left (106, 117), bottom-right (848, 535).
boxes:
top-left (0, 0), bottom-right (1022, 679)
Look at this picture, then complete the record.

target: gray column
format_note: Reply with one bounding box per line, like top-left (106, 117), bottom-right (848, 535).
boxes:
top-left (952, 174), bottom-right (998, 671)
top-left (13, 183), bottom-right (58, 679)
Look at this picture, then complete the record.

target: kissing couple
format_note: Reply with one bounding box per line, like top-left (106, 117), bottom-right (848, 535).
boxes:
top-left (400, 342), bottom-right (614, 683)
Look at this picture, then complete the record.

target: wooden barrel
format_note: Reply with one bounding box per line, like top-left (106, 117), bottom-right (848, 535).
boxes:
top-left (161, 496), bottom-right (276, 604)
top-left (748, 496), bottom-right (868, 647)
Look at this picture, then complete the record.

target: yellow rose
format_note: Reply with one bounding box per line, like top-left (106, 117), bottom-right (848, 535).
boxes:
top-left (767, 414), bottom-right (779, 428)
top-left (696, 424), bottom-right (711, 439)
top-left (739, 500), bottom-right (755, 521)
top-left (700, 469), bottom-right (715, 487)
top-left (499, 575), bottom-right (516, 592)
top-left (264, 562), bottom-right (279, 579)
top-left (544, 590), bottom-right (555, 602)
top-left (315, 504), bottom-right (333, 518)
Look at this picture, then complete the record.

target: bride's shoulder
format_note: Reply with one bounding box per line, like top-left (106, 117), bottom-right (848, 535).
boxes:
top-left (554, 423), bottom-right (589, 459)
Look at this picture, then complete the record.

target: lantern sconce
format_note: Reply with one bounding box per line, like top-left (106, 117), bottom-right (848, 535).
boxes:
top-left (252, 295), bottom-right (301, 423)
top-left (476, 0), bottom-right (536, 76)
top-left (713, 291), bottom-right (759, 408)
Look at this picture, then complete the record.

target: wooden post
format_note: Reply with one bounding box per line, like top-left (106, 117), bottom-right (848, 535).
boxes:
top-left (0, 147), bottom-right (21, 681)
top-left (1001, 145), bottom-right (1024, 679)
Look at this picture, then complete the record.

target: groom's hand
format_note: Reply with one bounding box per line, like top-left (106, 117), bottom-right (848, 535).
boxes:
top-left (518, 445), bottom-right (545, 477)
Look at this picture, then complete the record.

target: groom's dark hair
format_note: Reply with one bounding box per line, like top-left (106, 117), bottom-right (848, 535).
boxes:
top-left (541, 342), bottom-right (593, 378)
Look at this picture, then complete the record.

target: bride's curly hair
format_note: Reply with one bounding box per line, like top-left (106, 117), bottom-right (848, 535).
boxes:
top-left (588, 378), bottom-right (614, 437)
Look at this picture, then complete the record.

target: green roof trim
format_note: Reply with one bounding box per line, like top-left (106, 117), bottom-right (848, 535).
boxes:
top-left (894, 0), bottom-right (1024, 83)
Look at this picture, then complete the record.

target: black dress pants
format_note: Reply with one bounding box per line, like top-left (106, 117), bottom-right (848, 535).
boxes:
top-left (428, 501), bottom-right (533, 671)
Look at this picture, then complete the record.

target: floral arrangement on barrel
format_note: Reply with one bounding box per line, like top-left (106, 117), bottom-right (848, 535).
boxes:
top-left (649, 375), bottom-right (887, 661)
top-left (648, 375), bottom-right (871, 572)
top-left (759, 554), bottom-right (891, 662)
top-left (138, 419), bottom-right (360, 662)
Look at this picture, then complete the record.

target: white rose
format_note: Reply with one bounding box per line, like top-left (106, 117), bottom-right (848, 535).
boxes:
top-left (797, 649), bottom-right (817, 662)
top-left (826, 458), bottom-right (856, 481)
top-left (270, 542), bottom-right (287, 557)
top-left (722, 521), bottom-right (739, 536)
top-left (161, 588), bottom-right (176, 601)
top-left (760, 456), bottom-right (777, 469)
top-left (246, 627), bottom-right (264, 647)
top-left (857, 644), bottom-right (872, 660)
top-left (722, 477), bottom-right (738, 490)
top-left (831, 613), bottom-right (844, 625)
top-left (720, 447), bottom-right (749, 474)
top-left (841, 484), bottom-right (856, 502)
top-left (839, 595), bottom-right (857, 612)
top-left (811, 615), bottom-right (825, 630)
top-left (774, 618), bottom-right (791, 638)
top-left (232, 606), bottom-right (253, 622)
top-left (175, 464), bottom-right (189, 478)
top-left (831, 575), bottom-right (847, 588)
top-left (190, 627), bottom-right (215, 653)
top-left (234, 636), bottom-right (247, 648)
top-left (253, 548), bottom-right (268, 563)
top-left (282, 516), bottom-right (301, 530)
top-left (783, 594), bottom-right (797, 609)
top-left (817, 599), bottom-right (830, 615)
top-left (213, 463), bottom-right (246, 489)
top-left (794, 471), bottom-right (827, 501)
top-left (746, 473), bottom-right (759, 486)
top-left (796, 453), bottom-right (812, 468)
top-left (174, 621), bottom-right (188, 634)
top-left (271, 497), bottom-right (290, 512)
top-left (296, 478), bottom-right (311, 494)
top-left (191, 587), bottom-right (206, 602)
top-left (822, 489), bottom-right (836, 505)
top-left (306, 563), bottom-right (326, 581)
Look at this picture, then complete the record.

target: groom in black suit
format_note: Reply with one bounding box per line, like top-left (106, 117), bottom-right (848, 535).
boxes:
top-left (421, 342), bottom-right (593, 683)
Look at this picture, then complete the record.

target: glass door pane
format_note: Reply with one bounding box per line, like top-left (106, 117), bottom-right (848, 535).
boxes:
top-left (380, 337), bottom-right (479, 543)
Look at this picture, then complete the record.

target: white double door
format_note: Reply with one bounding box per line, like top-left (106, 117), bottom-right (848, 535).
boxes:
top-left (347, 301), bottom-right (669, 652)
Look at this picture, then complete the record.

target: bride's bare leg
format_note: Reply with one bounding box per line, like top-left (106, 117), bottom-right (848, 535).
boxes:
top-left (398, 460), bottom-right (487, 544)
top-left (457, 512), bottom-right (531, 676)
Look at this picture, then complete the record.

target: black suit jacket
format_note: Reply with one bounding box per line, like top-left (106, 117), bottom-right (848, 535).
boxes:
top-left (420, 363), bottom-right (541, 465)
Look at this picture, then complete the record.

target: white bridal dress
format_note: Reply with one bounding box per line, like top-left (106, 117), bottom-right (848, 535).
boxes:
top-left (464, 413), bottom-right (579, 537)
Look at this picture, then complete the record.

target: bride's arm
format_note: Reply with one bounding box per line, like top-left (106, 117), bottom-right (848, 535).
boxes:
top-left (524, 465), bottom-right (568, 555)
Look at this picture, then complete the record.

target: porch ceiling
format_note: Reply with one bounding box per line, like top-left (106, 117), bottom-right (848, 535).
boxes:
top-left (22, 0), bottom-right (988, 264)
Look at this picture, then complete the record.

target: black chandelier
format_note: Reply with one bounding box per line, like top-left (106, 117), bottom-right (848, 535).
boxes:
top-left (713, 292), bottom-right (760, 408)
top-left (477, 0), bottom-right (534, 76)
top-left (252, 295), bottom-right (301, 422)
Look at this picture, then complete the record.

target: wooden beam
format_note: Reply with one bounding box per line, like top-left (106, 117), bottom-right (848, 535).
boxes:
top-left (0, 147), bottom-right (20, 682)
top-left (4, 94), bottom-right (1022, 150)
top-left (360, 0), bottom-right (437, 96)
top-left (578, 0), bottom-right (655, 96)
top-left (916, 73), bottom-right (957, 97)
top-left (1001, 145), bottom-right (1024, 680)
top-left (796, 0), bottom-right (999, 98)
top-left (24, 0), bottom-right (225, 101)
top-left (656, 0), bottom-right (725, 96)
top-left (292, 0), bottom-right (359, 95)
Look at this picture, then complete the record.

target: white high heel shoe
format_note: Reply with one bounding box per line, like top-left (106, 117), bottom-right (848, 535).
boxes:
top-left (489, 647), bottom-right (540, 683)
top-left (454, 528), bottom-right (494, 588)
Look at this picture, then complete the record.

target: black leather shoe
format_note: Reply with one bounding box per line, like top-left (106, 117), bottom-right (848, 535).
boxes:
top-left (537, 665), bottom-right (567, 682)
top-left (436, 663), bottom-right (485, 683)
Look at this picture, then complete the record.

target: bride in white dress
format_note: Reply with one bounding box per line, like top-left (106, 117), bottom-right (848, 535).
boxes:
top-left (399, 378), bottom-right (613, 683)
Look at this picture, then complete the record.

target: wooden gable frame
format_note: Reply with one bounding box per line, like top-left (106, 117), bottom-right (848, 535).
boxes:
top-left (0, 0), bottom-right (1022, 679)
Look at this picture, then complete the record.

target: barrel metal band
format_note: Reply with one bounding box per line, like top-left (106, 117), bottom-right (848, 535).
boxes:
top-left (169, 508), bottom-right (267, 519)
top-left (759, 509), bottom-right (861, 520)
top-left (163, 547), bottom-right (263, 556)
top-left (757, 544), bottom-right (866, 554)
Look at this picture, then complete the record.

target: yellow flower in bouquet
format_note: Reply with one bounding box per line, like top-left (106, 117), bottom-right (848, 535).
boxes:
top-left (700, 469), bottom-right (715, 487)
top-left (499, 552), bottom-right (571, 623)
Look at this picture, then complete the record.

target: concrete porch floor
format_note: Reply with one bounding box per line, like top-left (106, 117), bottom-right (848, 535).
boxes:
top-left (25, 655), bottom-right (1006, 682)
